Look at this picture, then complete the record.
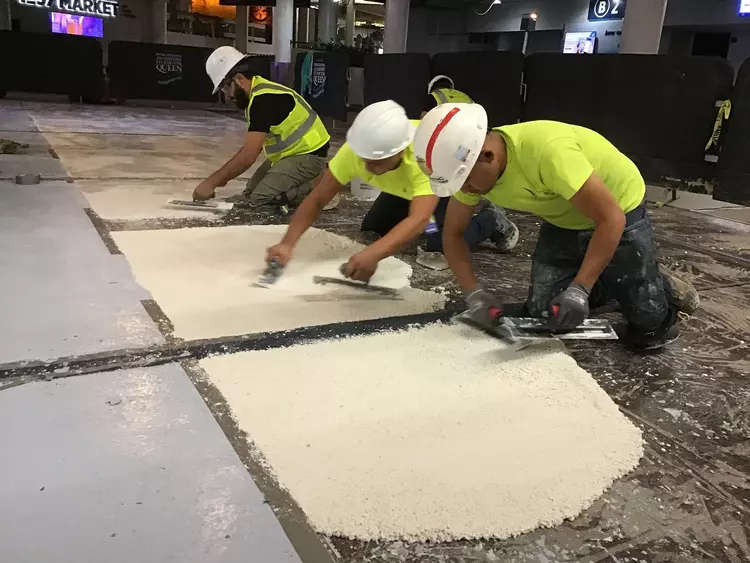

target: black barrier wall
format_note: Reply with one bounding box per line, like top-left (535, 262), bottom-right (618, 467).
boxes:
top-left (524, 54), bottom-right (734, 185)
top-left (717, 59), bottom-right (750, 204)
top-left (294, 51), bottom-right (349, 121)
top-left (108, 42), bottom-right (218, 102)
top-left (364, 53), bottom-right (431, 119)
top-left (431, 51), bottom-right (524, 127)
top-left (0, 31), bottom-right (103, 99)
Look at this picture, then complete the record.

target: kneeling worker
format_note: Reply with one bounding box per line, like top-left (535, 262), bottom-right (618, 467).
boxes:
top-left (193, 46), bottom-right (330, 207)
top-left (414, 104), bottom-right (698, 350)
top-left (267, 101), bottom-right (512, 280)
top-left (424, 75), bottom-right (473, 115)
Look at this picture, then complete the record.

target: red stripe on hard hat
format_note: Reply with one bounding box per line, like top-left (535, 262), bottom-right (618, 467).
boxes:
top-left (426, 107), bottom-right (461, 171)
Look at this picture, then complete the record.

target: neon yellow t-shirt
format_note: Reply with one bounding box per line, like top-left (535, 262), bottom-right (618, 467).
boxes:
top-left (454, 121), bottom-right (645, 230)
top-left (327, 135), bottom-right (434, 201)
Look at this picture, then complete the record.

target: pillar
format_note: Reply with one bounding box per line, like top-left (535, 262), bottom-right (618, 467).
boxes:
top-left (345, 0), bottom-right (355, 46)
top-left (619, 0), bottom-right (668, 54)
top-left (235, 6), bottom-right (249, 53)
top-left (0, 0), bottom-right (11, 31)
top-left (318, 0), bottom-right (336, 43)
top-left (152, 0), bottom-right (168, 44)
top-left (273, 0), bottom-right (293, 64)
top-left (297, 7), bottom-right (315, 44)
top-left (383, 0), bottom-right (410, 53)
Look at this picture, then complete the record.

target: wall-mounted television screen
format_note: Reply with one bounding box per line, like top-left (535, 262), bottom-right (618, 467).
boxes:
top-left (741, 0), bottom-right (750, 15)
top-left (50, 12), bottom-right (104, 38)
top-left (563, 31), bottom-right (597, 54)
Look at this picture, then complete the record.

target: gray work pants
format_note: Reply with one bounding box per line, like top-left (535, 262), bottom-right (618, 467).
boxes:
top-left (244, 153), bottom-right (326, 207)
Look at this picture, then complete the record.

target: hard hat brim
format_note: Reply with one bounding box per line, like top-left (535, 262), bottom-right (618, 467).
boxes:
top-left (211, 54), bottom-right (250, 94)
top-left (349, 120), bottom-right (416, 160)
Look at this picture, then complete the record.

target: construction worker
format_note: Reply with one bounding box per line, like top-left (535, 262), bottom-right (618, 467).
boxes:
top-left (193, 46), bottom-right (331, 208)
top-left (266, 100), bottom-right (514, 280)
top-left (414, 104), bottom-right (699, 350)
top-left (424, 75), bottom-right (473, 115)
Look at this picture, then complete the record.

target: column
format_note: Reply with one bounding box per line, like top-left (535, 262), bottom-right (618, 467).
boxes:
top-left (274, 0), bottom-right (294, 64)
top-left (383, 0), bottom-right (410, 53)
top-left (619, 0), bottom-right (668, 54)
top-left (318, 0), bottom-right (336, 43)
top-left (235, 6), bottom-right (249, 53)
top-left (0, 0), bottom-right (11, 31)
top-left (345, 0), bottom-right (355, 46)
top-left (152, 0), bottom-right (168, 44)
top-left (296, 8), bottom-right (314, 44)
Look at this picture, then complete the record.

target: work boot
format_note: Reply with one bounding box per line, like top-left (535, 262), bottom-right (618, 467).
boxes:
top-left (416, 246), bottom-right (449, 271)
top-left (660, 265), bottom-right (700, 315)
top-left (626, 323), bottom-right (680, 351)
top-left (488, 203), bottom-right (519, 252)
top-left (323, 192), bottom-right (341, 211)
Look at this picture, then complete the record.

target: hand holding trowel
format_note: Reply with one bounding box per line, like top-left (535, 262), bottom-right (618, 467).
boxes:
top-left (455, 286), bottom-right (617, 345)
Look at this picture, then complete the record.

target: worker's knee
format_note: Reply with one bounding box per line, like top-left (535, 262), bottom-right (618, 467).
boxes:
top-left (620, 278), bottom-right (672, 333)
top-left (248, 187), bottom-right (275, 208)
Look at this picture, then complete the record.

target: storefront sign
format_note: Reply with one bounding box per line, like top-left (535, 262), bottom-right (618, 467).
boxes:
top-left (155, 52), bottom-right (183, 86)
top-left (588, 0), bottom-right (626, 21)
top-left (16, 0), bottom-right (120, 18)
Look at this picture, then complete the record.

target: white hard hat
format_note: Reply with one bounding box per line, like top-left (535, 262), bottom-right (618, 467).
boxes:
top-left (412, 103), bottom-right (488, 198)
top-left (206, 46), bottom-right (248, 94)
top-left (347, 100), bottom-right (415, 160)
top-left (427, 74), bottom-right (454, 94)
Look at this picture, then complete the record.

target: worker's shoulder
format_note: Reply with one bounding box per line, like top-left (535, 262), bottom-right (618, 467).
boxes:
top-left (496, 121), bottom-right (579, 154)
top-left (497, 120), bottom-right (581, 139)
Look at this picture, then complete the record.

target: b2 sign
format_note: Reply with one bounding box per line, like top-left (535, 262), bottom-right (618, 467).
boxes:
top-left (741, 0), bottom-right (750, 16)
top-left (588, 0), bottom-right (626, 21)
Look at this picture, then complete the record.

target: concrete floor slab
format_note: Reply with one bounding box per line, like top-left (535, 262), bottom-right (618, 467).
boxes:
top-left (0, 101), bottom-right (39, 132)
top-left (0, 363), bottom-right (301, 563)
top-left (0, 181), bottom-right (163, 364)
top-left (645, 185), bottom-right (742, 210)
top-left (702, 206), bottom-right (750, 225)
top-left (0, 153), bottom-right (69, 179)
top-left (27, 103), bottom-right (247, 137)
top-left (40, 132), bottom-right (252, 179)
top-left (78, 179), bottom-right (247, 220)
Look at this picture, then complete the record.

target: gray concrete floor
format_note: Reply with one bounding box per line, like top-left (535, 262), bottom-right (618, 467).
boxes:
top-left (2, 98), bottom-right (750, 563)
top-left (0, 100), bottom-right (306, 563)
top-left (0, 363), bottom-right (300, 563)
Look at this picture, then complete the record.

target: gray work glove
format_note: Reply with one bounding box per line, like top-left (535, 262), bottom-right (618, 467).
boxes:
top-left (547, 282), bottom-right (591, 330)
top-left (464, 286), bottom-right (503, 330)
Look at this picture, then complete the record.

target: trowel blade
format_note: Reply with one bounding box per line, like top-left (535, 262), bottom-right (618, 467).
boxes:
top-left (166, 199), bottom-right (234, 213)
top-left (454, 310), bottom-right (618, 345)
top-left (312, 276), bottom-right (403, 299)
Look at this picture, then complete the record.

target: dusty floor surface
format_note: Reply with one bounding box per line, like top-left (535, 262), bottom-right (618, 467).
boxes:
top-left (1, 99), bottom-right (749, 563)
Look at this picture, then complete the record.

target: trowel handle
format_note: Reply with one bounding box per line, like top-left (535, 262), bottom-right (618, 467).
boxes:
top-left (488, 306), bottom-right (504, 321)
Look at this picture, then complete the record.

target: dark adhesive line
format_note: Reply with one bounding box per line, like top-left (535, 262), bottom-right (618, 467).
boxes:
top-left (140, 299), bottom-right (181, 345)
top-left (0, 311), bottom-right (455, 381)
top-left (83, 208), bottom-right (121, 255)
top-left (180, 359), bottom-right (336, 563)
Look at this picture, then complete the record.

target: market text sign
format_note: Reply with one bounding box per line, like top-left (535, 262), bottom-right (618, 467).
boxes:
top-left (16, 0), bottom-right (120, 18)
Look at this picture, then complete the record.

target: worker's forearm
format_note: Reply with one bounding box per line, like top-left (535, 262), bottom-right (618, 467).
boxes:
top-left (574, 219), bottom-right (625, 289)
top-left (443, 231), bottom-right (478, 292)
top-left (281, 194), bottom-right (325, 247)
top-left (209, 150), bottom-right (258, 187)
top-left (367, 215), bottom-right (429, 261)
